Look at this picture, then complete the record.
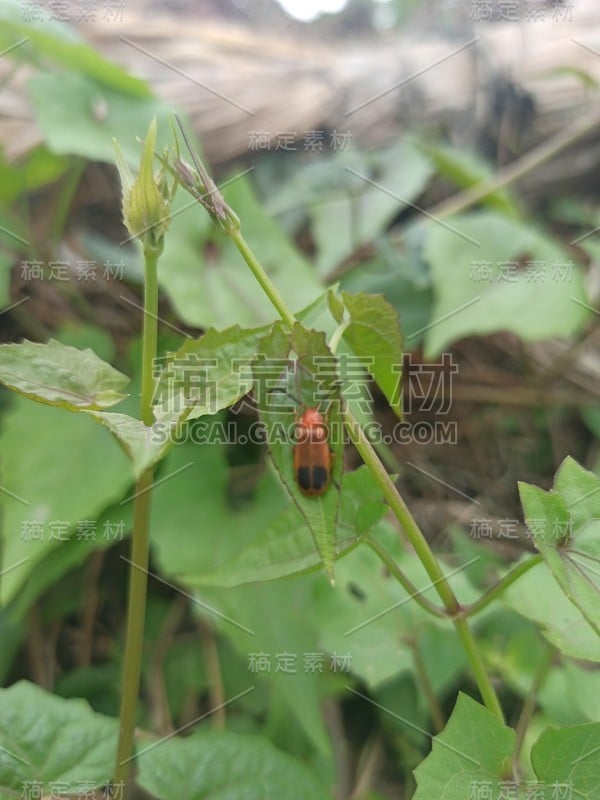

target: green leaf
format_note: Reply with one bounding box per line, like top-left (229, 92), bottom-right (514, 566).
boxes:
top-left (531, 723), bottom-right (600, 798)
top-left (137, 717), bottom-right (328, 799)
top-left (253, 323), bottom-right (343, 583)
top-left (317, 527), bottom-right (479, 687)
top-left (503, 560), bottom-right (600, 662)
top-left (189, 578), bottom-right (331, 755)
top-left (159, 174), bottom-right (324, 329)
top-left (187, 466), bottom-right (386, 586)
top-left (153, 324), bottom-right (268, 422)
top-left (148, 435), bottom-right (287, 581)
top-left (0, 1), bottom-right (150, 96)
top-left (0, 398), bottom-right (131, 606)
top-left (308, 138), bottom-right (433, 276)
top-left (83, 411), bottom-right (171, 478)
top-left (0, 339), bottom-right (129, 410)
top-left (28, 72), bottom-right (167, 165)
top-left (341, 291), bottom-right (403, 417)
top-left (0, 680), bottom-right (116, 795)
top-left (422, 211), bottom-right (590, 356)
top-left (339, 248), bottom-right (433, 348)
top-left (413, 694), bottom-right (514, 799)
top-left (519, 459), bottom-right (600, 637)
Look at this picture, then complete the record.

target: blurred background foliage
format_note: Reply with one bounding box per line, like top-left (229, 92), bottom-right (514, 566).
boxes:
top-left (0, 0), bottom-right (599, 797)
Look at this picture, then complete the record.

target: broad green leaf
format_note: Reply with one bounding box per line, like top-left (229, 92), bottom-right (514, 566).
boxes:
top-left (531, 723), bottom-right (600, 798)
top-left (189, 577), bottom-right (331, 755)
top-left (554, 456), bottom-right (600, 529)
top-left (0, 680), bottom-right (116, 796)
top-left (137, 727), bottom-right (327, 799)
top-left (8, 502), bottom-right (132, 621)
top-left (413, 694), bottom-right (515, 799)
top-left (503, 561), bottom-right (600, 662)
top-left (308, 138), bottom-right (433, 276)
top-left (0, 0), bottom-right (150, 96)
top-left (83, 411), bottom-right (171, 478)
top-left (153, 324), bottom-right (268, 422)
top-left (187, 466), bottom-right (387, 586)
top-left (29, 72), bottom-right (167, 166)
top-left (159, 174), bottom-right (323, 329)
top-left (0, 398), bottom-right (131, 605)
top-left (253, 323), bottom-right (342, 583)
top-left (423, 211), bottom-right (589, 356)
top-left (0, 339), bottom-right (128, 410)
top-left (316, 526), bottom-right (479, 687)
top-left (148, 434), bottom-right (287, 580)
top-left (519, 460), bottom-right (600, 637)
top-left (341, 291), bottom-right (403, 417)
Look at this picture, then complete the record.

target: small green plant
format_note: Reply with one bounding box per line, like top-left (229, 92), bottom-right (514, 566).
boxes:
top-left (1, 114), bottom-right (600, 800)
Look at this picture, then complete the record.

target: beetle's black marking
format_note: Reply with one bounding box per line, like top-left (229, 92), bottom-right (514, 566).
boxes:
top-left (297, 466), bottom-right (312, 492)
top-left (312, 465), bottom-right (329, 490)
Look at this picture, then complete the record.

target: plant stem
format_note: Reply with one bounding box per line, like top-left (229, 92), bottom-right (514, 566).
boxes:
top-left (114, 241), bottom-right (162, 794)
top-left (365, 536), bottom-right (447, 618)
top-left (458, 554), bottom-right (543, 618)
top-left (343, 410), bottom-right (504, 721)
top-left (139, 243), bottom-right (162, 427)
top-left (227, 209), bottom-right (503, 721)
top-left (230, 229), bottom-right (296, 330)
top-left (398, 109), bottom-right (600, 235)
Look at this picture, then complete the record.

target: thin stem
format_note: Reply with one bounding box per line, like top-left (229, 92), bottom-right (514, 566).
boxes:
top-left (398, 109), bottom-right (600, 235)
top-left (344, 409), bottom-right (504, 721)
top-left (459, 554), bottom-right (543, 618)
top-left (229, 229), bottom-right (296, 330)
top-left (139, 242), bottom-right (162, 427)
top-left (114, 240), bottom-right (162, 794)
top-left (224, 190), bottom-right (503, 721)
top-left (513, 647), bottom-right (553, 775)
top-left (365, 536), bottom-right (447, 619)
top-left (411, 638), bottom-right (445, 733)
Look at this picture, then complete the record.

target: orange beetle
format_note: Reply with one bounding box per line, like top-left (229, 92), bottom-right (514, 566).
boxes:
top-left (293, 406), bottom-right (333, 497)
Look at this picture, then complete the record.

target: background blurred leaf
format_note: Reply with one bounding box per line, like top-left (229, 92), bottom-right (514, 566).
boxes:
top-left (423, 211), bottom-right (589, 356)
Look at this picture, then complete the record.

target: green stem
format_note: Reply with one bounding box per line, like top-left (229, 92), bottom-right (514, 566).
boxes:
top-left (226, 206), bottom-right (503, 721)
top-left (139, 243), bottom-right (162, 427)
top-left (114, 241), bottom-right (162, 794)
top-left (458, 554), bottom-right (543, 619)
top-left (230, 229), bottom-right (296, 330)
top-left (344, 410), bottom-right (504, 721)
top-left (365, 536), bottom-right (447, 619)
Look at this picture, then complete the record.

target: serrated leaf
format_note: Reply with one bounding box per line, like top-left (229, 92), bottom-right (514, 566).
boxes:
top-left (341, 291), bottom-right (403, 417)
top-left (519, 459), bottom-right (600, 637)
top-left (83, 411), bottom-right (171, 477)
top-left (0, 681), bottom-right (116, 796)
top-left (253, 323), bottom-right (342, 583)
top-left (422, 211), bottom-right (589, 356)
top-left (413, 694), bottom-right (514, 799)
top-left (0, 339), bottom-right (128, 410)
top-left (503, 561), bottom-right (600, 662)
top-left (187, 466), bottom-right (386, 586)
top-left (153, 324), bottom-right (267, 422)
top-left (531, 723), bottom-right (600, 798)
